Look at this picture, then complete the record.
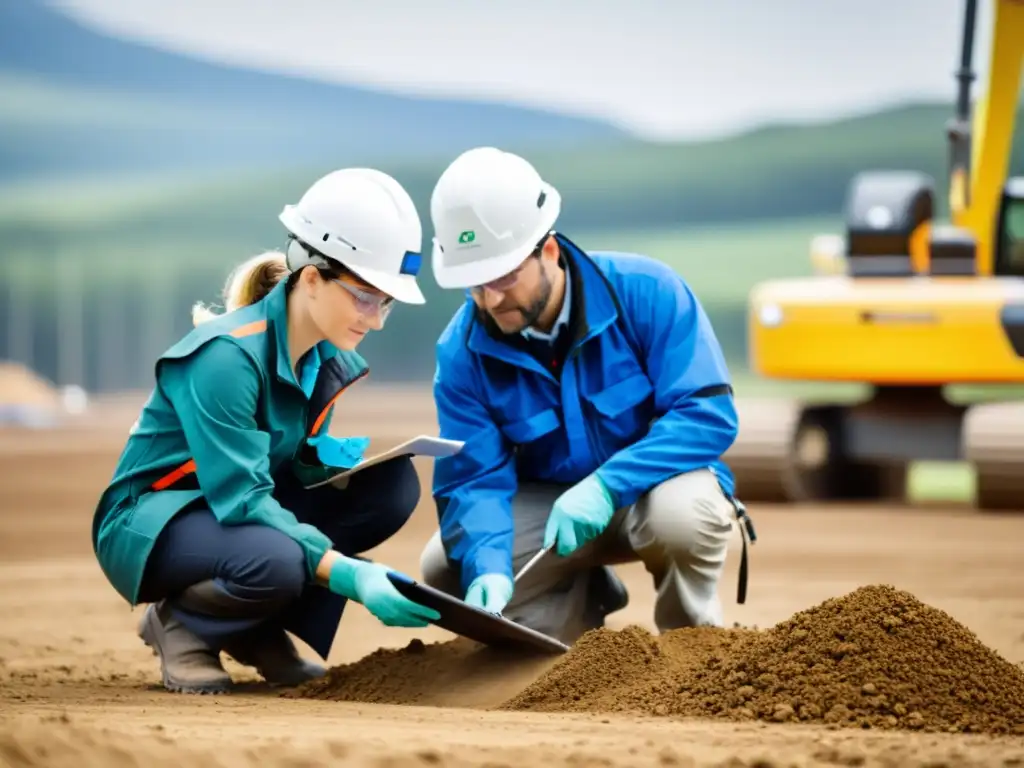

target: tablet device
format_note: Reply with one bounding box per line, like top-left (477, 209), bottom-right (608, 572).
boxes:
top-left (305, 436), bottom-right (464, 489)
top-left (386, 571), bottom-right (570, 655)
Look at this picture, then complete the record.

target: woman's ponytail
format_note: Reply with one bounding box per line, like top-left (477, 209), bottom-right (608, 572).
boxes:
top-left (191, 251), bottom-right (290, 326)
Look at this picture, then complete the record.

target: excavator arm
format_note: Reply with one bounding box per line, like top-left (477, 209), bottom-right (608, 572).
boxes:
top-left (952, 0), bottom-right (1024, 274)
top-left (731, 0), bottom-right (1024, 510)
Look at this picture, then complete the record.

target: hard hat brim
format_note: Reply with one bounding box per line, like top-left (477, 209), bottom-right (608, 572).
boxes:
top-left (280, 205), bottom-right (425, 304)
top-left (431, 184), bottom-right (561, 289)
top-left (346, 262), bottom-right (426, 305)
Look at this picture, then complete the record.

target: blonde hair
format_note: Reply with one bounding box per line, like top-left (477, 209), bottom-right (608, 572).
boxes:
top-left (192, 251), bottom-right (291, 326)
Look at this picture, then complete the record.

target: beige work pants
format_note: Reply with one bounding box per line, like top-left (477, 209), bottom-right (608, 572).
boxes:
top-left (419, 468), bottom-right (737, 645)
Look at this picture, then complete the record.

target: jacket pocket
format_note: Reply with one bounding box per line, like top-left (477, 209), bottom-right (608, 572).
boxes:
top-left (585, 373), bottom-right (654, 418)
top-left (583, 373), bottom-right (656, 455)
top-left (500, 408), bottom-right (561, 444)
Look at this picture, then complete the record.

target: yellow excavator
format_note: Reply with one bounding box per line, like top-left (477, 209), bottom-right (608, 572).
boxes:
top-left (725, 0), bottom-right (1024, 509)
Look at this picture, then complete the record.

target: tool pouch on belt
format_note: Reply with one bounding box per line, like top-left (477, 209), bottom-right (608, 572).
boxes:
top-left (730, 497), bottom-right (757, 605)
top-left (290, 434), bottom-right (371, 489)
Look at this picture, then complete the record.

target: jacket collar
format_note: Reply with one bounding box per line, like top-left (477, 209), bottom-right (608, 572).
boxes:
top-left (264, 277), bottom-right (369, 391)
top-left (521, 257), bottom-right (572, 343)
top-left (466, 234), bottom-right (618, 377)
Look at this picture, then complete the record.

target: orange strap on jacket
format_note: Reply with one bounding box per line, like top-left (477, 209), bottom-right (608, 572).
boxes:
top-left (148, 372), bottom-right (366, 492)
top-left (151, 459), bottom-right (197, 491)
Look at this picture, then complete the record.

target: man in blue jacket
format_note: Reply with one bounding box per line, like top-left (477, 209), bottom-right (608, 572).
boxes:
top-left (419, 147), bottom-right (753, 644)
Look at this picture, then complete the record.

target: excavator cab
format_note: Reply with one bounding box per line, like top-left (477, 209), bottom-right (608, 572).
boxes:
top-left (839, 171), bottom-right (980, 278)
top-left (842, 171), bottom-right (934, 277)
top-left (994, 179), bottom-right (1024, 275)
top-left (727, 0), bottom-right (1024, 511)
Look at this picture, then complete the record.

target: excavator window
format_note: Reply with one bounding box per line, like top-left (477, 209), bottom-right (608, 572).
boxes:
top-left (996, 183), bottom-right (1024, 276)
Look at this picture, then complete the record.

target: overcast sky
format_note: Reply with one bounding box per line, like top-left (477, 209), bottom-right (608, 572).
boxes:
top-left (51, 0), bottom-right (999, 140)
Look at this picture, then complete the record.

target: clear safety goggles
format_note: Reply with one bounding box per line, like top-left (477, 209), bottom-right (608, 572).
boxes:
top-left (332, 278), bottom-right (394, 320)
top-left (470, 245), bottom-right (546, 294)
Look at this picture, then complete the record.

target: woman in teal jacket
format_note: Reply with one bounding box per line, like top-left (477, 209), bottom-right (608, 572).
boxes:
top-left (91, 168), bottom-right (440, 694)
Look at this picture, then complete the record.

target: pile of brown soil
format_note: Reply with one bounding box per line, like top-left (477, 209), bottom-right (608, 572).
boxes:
top-left (285, 636), bottom-right (559, 710)
top-left (505, 585), bottom-right (1024, 735)
top-left (676, 584), bottom-right (1024, 733)
top-left (501, 623), bottom-right (756, 715)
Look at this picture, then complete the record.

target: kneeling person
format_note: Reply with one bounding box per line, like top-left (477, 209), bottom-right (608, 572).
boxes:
top-left (419, 147), bottom-right (748, 644)
top-left (92, 168), bottom-right (440, 694)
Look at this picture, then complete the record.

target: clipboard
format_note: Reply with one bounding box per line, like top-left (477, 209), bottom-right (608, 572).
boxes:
top-left (304, 435), bottom-right (464, 489)
top-left (385, 571), bottom-right (570, 655)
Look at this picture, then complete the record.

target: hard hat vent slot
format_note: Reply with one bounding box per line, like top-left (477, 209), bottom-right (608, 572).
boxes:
top-left (537, 190), bottom-right (546, 208)
top-left (324, 232), bottom-right (359, 251)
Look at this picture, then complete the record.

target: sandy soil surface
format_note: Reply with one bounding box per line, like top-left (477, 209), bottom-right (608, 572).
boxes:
top-left (1, 388), bottom-right (1023, 767)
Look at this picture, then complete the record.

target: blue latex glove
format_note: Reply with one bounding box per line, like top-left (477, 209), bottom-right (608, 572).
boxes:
top-left (307, 435), bottom-right (371, 469)
top-left (328, 556), bottom-right (440, 628)
top-left (464, 573), bottom-right (514, 615)
top-left (543, 473), bottom-right (616, 557)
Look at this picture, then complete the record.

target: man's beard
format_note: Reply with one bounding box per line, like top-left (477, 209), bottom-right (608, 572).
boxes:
top-left (477, 268), bottom-right (553, 335)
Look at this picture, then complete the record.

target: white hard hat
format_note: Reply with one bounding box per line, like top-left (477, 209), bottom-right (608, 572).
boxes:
top-left (430, 147), bottom-right (561, 289)
top-left (279, 168), bottom-right (426, 304)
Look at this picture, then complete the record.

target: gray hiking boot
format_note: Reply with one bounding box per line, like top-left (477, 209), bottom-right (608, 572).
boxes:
top-left (138, 601), bottom-right (234, 694)
top-left (222, 626), bottom-right (326, 687)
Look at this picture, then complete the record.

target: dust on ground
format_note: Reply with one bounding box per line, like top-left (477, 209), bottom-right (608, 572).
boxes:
top-left (3, 388), bottom-right (1024, 767)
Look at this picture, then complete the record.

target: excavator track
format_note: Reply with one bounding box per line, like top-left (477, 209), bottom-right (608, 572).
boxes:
top-left (726, 396), bottom-right (909, 505)
top-left (963, 400), bottom-right (1024, 511)
top-left (723, 398), bottom-right (805, 502)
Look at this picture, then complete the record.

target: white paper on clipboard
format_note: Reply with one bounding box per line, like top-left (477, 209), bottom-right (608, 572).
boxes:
top-left (304, 435), bottom-right (464, 489)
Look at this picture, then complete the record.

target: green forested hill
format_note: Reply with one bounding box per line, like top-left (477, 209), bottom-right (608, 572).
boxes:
top-left (2, 71), bottom-right (1022, 390)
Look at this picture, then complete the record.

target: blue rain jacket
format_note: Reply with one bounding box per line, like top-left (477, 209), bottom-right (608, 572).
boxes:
top-left (431, 235), bottom-right (739, 592)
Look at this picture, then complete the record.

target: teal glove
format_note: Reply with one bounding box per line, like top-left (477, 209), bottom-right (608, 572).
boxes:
top-left (543, 473), bottom-right (616, 557)
top-left (328, 556), bottom-right (440, 628)
top-left (307, 434), bottom-right (371, 469)
top-left (464, 573), bottom-right (514, 615)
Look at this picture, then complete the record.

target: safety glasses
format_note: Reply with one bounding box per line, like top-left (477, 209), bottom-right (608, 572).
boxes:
top-left (470, 250), bottom-right (542, 295)
top-left (332, 278), bottom-right (394, 320)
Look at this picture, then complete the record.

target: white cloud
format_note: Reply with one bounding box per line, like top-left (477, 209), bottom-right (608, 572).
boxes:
top-left (50, 0), bottom-right (1000, 140)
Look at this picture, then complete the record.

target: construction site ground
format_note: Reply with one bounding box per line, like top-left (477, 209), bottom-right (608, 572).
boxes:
top-left (1, 387), bottom-right (1022, 767)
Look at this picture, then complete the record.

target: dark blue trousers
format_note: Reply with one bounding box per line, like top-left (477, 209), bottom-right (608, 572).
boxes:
top-left (137, 456), bottom-right (420, 660)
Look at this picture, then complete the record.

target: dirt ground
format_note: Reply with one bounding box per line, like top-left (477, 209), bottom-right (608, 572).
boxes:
top-left (2, 387), bottom-right (1023, 767)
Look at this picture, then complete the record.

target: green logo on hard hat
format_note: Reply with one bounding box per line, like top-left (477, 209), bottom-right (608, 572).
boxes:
top-left (457, 230), bottom-right (476, 244)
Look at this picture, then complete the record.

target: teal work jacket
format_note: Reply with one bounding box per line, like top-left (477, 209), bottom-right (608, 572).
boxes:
top-left (91, 278), bottom-right (370, 605)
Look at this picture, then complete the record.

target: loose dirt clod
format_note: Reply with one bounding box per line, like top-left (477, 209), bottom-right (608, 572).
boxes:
top-left (504, 585), bottom-right (1024, 735)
